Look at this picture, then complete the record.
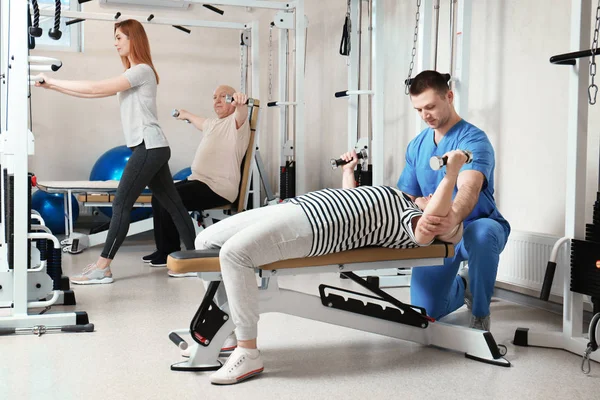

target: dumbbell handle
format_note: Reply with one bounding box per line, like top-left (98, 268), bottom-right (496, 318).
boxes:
top-left (330, 149), bottom-right (368, 169)
top-left (172, 109), bottom-right (191, 124)
top-left (225, 94), bottom-right (254, 105)
top-left (429, 150), bottom-right (473, 170)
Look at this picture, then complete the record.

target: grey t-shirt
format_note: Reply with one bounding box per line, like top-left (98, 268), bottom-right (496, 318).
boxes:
top-left (118, 64), bottom-right (169, 149)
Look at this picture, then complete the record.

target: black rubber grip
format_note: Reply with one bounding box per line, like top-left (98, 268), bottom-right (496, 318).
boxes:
top-left (335, 90), bottom-right (348, 98)
top-left (61, 323), bottom-right (94, 332)
top-left (169, 332), bottom-right (188, 349)
top-left (331, 150), bottom-right (366, 167)
top-left (539, 261), bottom-right (557, 301)
top-left (51, 62), bottom-right (62, 72)
top-left (267, 101), bottom-right (278, 107)
top-left (203, 4), bottom-right (225, 15)
top-left (0, 328), bottom-right (17, 335)
top-left (66, 18), bottom-right (85, 26)
top-left (173, 25), bottom-right (191, 34)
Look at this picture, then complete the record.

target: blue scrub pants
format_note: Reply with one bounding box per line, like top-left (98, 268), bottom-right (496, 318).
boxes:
top-left (410, 218), bottom-right (509, 319)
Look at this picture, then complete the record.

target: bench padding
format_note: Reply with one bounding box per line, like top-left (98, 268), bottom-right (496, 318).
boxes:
top-left (167, 243), bottom-right (454, 273)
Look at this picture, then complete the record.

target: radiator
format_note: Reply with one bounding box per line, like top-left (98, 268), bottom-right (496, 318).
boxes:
top-left (496, 230), bottom-right (569, 299)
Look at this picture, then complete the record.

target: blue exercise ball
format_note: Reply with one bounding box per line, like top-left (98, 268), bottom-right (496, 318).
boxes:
top-left (31, 191), bottom-right (79, 235)
top-left (173, 167), bottom-right (192, 181)
top-left (89, 145), bottom-right (152, 221)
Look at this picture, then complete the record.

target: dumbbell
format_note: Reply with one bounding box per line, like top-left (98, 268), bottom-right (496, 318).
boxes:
top-left (429, 150), bottom-right (473, 170)
top-left (172, 109), bottom-right (191, 124)
top-left (330, 149), bottom-right (368, 169)
top-left (225, 94), bottom-right (255, 106)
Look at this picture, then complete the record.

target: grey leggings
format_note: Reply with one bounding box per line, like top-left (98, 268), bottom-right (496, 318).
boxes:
top-left (101, 142), bottom-right (196, 259)
top-left (195, 202), bottom-right (313, 340)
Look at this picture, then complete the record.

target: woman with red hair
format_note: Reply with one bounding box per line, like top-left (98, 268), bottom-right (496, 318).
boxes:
top-left (36, 19), bottom-right (196, 284)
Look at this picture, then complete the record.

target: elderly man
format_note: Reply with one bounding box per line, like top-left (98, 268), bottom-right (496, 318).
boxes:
top-left (142, 85), bottom-right (250, 269)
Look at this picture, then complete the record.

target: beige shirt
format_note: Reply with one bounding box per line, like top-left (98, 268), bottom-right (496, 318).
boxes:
top-left (189, 113), bottom-right (251, 203)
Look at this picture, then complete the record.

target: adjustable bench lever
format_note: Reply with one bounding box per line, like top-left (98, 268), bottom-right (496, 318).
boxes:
top-left (341, 271), bottom-right (432, 321)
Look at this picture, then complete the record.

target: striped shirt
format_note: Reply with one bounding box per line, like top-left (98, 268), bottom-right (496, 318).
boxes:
top-left (288, 186), bottom-right (423, 257)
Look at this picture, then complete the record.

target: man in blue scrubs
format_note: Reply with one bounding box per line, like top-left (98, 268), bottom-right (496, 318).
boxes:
top-left (397, 70), bottom-right (510, 330)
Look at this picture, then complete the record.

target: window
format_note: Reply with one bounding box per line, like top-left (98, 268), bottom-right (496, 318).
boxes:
top-left (34, 0), bottom-right (82, 52)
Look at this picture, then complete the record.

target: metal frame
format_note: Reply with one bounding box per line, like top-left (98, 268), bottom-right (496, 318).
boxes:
top-left (0, 0), bottom-right (86, 329)
top-left (513, 0), bottom-right (599, 365)
top-left (168, 261), bottom-right (510, 372)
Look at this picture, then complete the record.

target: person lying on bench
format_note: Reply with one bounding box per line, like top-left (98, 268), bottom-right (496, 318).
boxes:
top-left (193, 149), bottom-right (470, 385)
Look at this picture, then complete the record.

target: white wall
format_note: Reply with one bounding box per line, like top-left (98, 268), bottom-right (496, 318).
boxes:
top-left (30, 0), bottom-right (600, 238)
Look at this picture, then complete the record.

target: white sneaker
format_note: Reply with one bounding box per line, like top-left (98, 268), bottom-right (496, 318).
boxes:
top-left (70, 264), bottom-right (114, 285)
top-left (181, 332), bottom-right (237, 358)
top-left (209, 347), bottom-right (264, 385)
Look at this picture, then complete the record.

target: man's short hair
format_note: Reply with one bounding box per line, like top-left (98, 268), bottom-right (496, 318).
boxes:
top-left (408, 70), bottom-right (450, 97)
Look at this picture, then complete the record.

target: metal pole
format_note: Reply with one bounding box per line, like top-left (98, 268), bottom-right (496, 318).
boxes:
top-left (564, 0), bottom-right (591, 338)
top-left (371, 0), bottom-right (384, 186)
top-left (279, 27), bottom-right (289, 166)
top-left (433, 0), bottom-right (440, 71)
top-left (449, 0), bottom-right (456, 78)
top-left (415, 0), bottom-right (433, 136)
top-left (295, 1), bottom-right (306, 194)
top-left (367, 0), bottom-right (373, 151)
top-left (453, 0), bottom-right (471, 118)
top-left (348, 0), bottom-right (360, 151)
top-left (38, 9), bottom-right (247, 30)
top-left (8, 0), bottom-right (29, 315)
top-left (251, 20), bottom-right (261, 208)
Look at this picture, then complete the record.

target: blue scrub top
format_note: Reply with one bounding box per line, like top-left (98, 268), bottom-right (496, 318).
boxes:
top-left (397, 119), bottom-right (510, 235)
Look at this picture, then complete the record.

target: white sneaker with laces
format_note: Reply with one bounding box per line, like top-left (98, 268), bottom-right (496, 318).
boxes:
top-left (70, 264), bottom-right (113, 285)
top-left (209, 347), bottom-right (264, 385)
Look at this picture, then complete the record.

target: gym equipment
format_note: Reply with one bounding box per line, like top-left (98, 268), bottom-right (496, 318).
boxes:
top-left (48, 0), bottom-right (62, 41)
top-left (265, 11), bottom-right (309, 198)
top-left (225, 94), bottom-right (255, 106)
top-left (31, 190), bottom-right (79, 235)
top-left (429, 149), bottom-right (473, 171)
top-left (89, 145), bottom-right (153, 221)
top-left (29, 0), bottom-right (42, 38)
top-left (0, 0), bottom-right (90, 334)
top-left (0, 323), bottom-right (94, 336)
top-left (330, 148), bottom-right (368, 169)
top-left (166, 244), bottom-right (510, 372)
top-left (513, 0), bottom-right (600, 370)
top-left (173, 167), bottom-right (192, 181)
top-left (172, 109), bottom-right (190, 123)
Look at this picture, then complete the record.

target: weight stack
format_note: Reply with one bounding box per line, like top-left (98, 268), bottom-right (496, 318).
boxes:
top-left (354, 164), bottom-right (373, 187)
top-left (280, 161), bottom-right (296, 200)
top-left (36, 238), bottom-right (47, 264)
top-left (585, 191), bottom-right (600, 242)
top-left (570, 191), bottom-right (600, 298)
top-left (6, 173), bottom-right (33, 269)
top-left (570, 239), bottom-right (600, 298)
top-left (46, 246), bottom-right (63, 291)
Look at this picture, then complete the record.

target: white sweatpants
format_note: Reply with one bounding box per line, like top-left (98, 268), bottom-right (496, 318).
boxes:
top-left (195, 203), bottom-right (313, 340)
